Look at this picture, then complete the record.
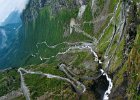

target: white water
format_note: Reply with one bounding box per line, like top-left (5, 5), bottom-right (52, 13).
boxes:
top-left (97, 0), bottom-right (121, 43)
top-left (19, 0), bottom-right (120, 99)
top-left (91, 0), bottom-right (95, 9)
top-left (104, 1), bottom-right (126, 71)
top-left (0, 29), bottom-right (7, 49)
top-left (70, 18), bottom-right (76, 34)
top-left (100, 69), bottom-right (113, 100)
top-left (21, 40), bottom-right (114, 99)
top-left (104, 21), bottom-right (123, 58)
top-left (77, 5), bottom-right (87, 18)
top-left (20, 40), bottom-right (114, 99)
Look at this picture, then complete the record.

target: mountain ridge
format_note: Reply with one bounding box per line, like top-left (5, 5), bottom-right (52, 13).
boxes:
top-left (0, 0), bottom-right (139, 100)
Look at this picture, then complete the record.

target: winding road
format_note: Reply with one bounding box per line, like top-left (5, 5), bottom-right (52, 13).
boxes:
top-left (17, 1), bottom-right (128, 100)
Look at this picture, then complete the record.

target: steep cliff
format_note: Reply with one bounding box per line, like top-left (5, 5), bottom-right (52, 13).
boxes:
top-left (0, 0), bottom-right (140, 100)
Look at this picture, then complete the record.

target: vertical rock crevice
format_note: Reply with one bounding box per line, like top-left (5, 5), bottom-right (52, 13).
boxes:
top-left (110, 0), bottom-right (138, 99)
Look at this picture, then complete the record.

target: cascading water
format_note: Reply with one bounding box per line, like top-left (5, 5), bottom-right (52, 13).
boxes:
top-left (0, 29), bottom-right (7, 49)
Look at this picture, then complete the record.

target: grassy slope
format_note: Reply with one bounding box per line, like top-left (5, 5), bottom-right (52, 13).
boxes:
top-left (23, 2), bottom-right (92, 66)
top-left (0, 0), bottom-right (140, 99)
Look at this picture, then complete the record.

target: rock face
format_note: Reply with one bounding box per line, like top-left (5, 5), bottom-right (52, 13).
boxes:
top-left (124, 1), bottom-right (137, 57)
top-left (110, 1), bottom-right (139, 99)
top-left (22, 0), bottom-right (39, 22)
top-left (0, 89), bottom-right (22, 100)
top-left (22, 0), bottom-right (81, 22)
top-left (0, 0), bottom-right (140, 100)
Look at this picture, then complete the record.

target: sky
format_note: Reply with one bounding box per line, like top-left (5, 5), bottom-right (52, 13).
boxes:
top-left (0, 0), bottom-right (29, 23)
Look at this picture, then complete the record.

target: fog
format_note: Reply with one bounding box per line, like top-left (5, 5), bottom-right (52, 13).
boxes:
top-left (0, 0), bottom-right (29, 23)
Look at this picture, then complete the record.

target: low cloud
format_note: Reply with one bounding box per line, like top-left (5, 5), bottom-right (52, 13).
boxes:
top-left (0, 0), bottom-right (29, 23)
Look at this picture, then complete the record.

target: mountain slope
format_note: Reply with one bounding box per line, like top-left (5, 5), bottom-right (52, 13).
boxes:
top-left (1, 11), bottom-right (21, 26)
top-left (0, 0), bottom-right (140, 100)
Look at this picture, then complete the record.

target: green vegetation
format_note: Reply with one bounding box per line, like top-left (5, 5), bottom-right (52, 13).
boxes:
top-left (97, 24), bottom-right (114, 54)
top-left (22, 3), bottom-right (94, 66)
top-left (71, 52), bottom-right (88, 68)
top-left (0, 0), bottom-right (140, 99)
top-left (0, 69), bottom-right (20, 96)
top-left (94, 0), bottom-right (105, 18)
top-left (65, 31), bottom-right (92, 43)
top-left (83, 3), bottom-right (93, 21)
top-left (126, 26), bottom-right (140, 100)
top-left (82, 23), bottom-right (94, 36)
top-left (25, 74), bottom-right (65, 99)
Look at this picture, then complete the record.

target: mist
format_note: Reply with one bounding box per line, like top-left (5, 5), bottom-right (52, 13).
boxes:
top-left (0, 0), bottom-right (29, 23)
